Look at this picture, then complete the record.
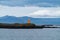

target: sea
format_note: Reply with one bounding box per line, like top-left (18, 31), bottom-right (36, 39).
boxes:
top-left (0, 28), bottom-right (60, 40)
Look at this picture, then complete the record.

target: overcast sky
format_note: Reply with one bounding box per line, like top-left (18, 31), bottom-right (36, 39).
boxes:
top-left (0, 0), bottom-right (60, 18)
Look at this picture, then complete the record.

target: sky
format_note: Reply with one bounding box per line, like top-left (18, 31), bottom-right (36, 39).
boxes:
top-left (0, 0), bottom-right (60, 18)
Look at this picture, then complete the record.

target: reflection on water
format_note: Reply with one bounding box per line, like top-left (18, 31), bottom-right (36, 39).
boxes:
top-left (0, 28), bottom-right (60, 40)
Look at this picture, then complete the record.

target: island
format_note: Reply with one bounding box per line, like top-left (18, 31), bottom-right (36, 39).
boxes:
top-left (0, 19), bottom-right (59, 29)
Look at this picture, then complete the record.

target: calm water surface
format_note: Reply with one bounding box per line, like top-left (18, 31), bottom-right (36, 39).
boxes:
top-left (0, 28), bottom-right (60, 40)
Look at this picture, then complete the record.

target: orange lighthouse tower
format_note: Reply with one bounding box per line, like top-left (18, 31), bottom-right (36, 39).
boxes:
top-left (28, 19), bottom-right (31, 24)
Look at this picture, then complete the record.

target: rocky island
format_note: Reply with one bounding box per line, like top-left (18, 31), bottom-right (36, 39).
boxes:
top-left (0, 19), bottom-right (59, 29)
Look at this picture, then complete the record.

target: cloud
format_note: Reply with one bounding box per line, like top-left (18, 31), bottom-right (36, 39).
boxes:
top-left (0, 0), bottom-right (60, 7)
top-left (0, 5), bottom-right (40, 17)
top-left (27, 7), bottom-right (60, 18)
top-left (0, 5), bottom-right (60, 18)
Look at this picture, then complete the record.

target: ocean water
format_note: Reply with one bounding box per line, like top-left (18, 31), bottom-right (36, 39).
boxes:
top-left (0, 28), bottom-right (60, 40)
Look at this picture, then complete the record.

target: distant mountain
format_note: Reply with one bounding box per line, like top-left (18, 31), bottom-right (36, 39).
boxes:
top-left (0, 15), bottom-right (60, 25)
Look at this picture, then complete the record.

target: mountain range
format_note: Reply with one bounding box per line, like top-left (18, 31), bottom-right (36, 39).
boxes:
top-left (0, 15), bottom-right (60, 25)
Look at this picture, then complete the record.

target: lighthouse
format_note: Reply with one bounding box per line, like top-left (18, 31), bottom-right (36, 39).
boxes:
top-left (28, 19), bottom-right (31, 24)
